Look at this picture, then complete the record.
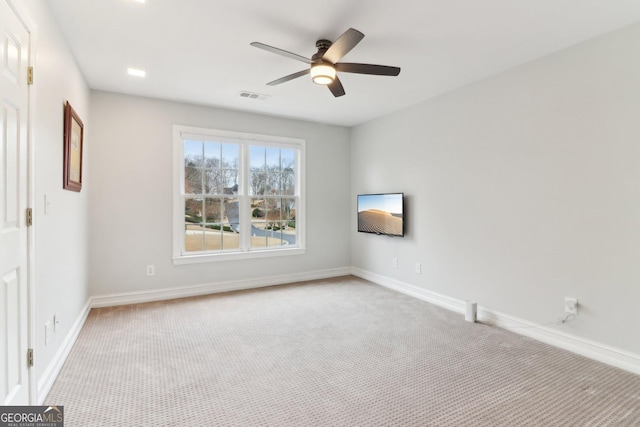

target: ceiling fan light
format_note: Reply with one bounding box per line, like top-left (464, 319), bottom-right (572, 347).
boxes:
top-left (310, 63), bottom-right (336, 85)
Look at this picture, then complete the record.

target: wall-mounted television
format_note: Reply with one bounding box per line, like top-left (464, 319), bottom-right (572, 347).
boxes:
top-left (357, 193), bottom-right (404, 237)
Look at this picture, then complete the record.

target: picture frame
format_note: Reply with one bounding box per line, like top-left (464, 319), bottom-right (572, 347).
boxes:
top-left (63, 101), bottom-right (84, 192)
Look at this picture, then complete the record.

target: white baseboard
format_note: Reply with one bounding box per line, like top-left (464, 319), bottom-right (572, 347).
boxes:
top-left (351, 268), bottom-right (465, 314)
top-left (478, 309), bottom-right (640, 375)
top-left (89, 267), bottom-right (352, 308)
top-left (37, 300), bottom-right (92, 404)
top-left (350, 267), bottom-right (640, 376)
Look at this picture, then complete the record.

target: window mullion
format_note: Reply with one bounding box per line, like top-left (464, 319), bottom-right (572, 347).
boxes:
top-left (201, 142), bottom-right (206, 198)
top-left (240, 142), bottom-right (251, 251)
top-left (181, 195), bottom-right (187, 255)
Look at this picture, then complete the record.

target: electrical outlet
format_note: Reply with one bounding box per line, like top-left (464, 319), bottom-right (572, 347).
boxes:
top-left (564, 297), bottom-right (578, 315)
top-left (392, 258), bottom-right (398, 269)
top-left (415, 263), bottom-right (421, 274)
top-left (146, 265), bottom-right (155, 276)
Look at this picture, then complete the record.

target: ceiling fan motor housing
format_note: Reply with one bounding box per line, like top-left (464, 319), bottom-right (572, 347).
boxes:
top-left (313, 40), bottom-right (332, 63)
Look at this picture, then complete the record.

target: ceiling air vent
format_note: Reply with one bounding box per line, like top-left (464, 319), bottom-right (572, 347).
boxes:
top-left (239, 91), bottom-right (270, 101)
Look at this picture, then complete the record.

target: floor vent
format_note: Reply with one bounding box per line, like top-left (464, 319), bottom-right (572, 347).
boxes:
top-left (239, 91), bottom-right (270, 101)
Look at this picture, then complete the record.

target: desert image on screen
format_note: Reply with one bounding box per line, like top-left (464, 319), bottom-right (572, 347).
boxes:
top-left (358, 194), bottom-right (403, 236)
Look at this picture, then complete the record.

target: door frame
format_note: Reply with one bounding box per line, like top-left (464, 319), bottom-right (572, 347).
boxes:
top-left (6, 0), bottom-right (37, 404)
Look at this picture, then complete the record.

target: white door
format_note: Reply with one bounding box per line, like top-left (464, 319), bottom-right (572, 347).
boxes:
top-left (0, 0), bottom-right (31, 405)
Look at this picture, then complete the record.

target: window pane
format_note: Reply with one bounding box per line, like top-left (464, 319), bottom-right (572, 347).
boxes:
top-left (250, 146), bottom-right (265, 196)
top-left (203, 142), bottom-right (220, 169)
top-left (250, 171), bottom-right (266, 196)
top-left (185, 198), bottom-right (203, 224)
top-left (265, 171), bottom-right (280, 196)
top-left (266, 226), bottom-right (283, 246)
top-left (222, 222), bottom-right (240, 250)
top-left (250, 198), bottom-right (266, 248)
top-left (266, 147), bottom-right (280, 169)
top-left (266, 173), bottom-right (281, 195)
top-left (265, 198), bottom-right (281, 222)
top-left (184, 140), bottom-right (203, 167)
top-left (221, 169), bottom-right (238, 194)
top-left (185, 167), bottom-right (202, 194)
top-left (282, 173), bottom-right (295, 195)
top-left (224, 199), bottom-right (240, 232)
top-left (222, 144), bottom-right (239, 169)
top-left (204, 198), bottom-right (223, 223)
top-left (250, 145), bottom-right (264, 167)
top-left (281, 149), bottom-right (295, 174)
top-left (204, 169), bottom-right (221, 194)
top-left (282, 220), bottom-right (296, 245)
top-left (250, 223), bottom-right (268, 248)
top-left (285, 218), bottom-right (296, 230)
top-left (219, 144), bottom-right (238, 194)
top-left (204, 226), bottom-right (222, 251)
top-left (251, 198), bottom-right (265, 219)
top-left (282, 198), bottom-right (296, 221)
top-left (184, 224), bottom-right (204, 252)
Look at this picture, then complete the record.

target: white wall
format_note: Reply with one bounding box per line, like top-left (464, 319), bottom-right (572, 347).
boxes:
top-left (351, 23), bottom-right (640, 356)
top-left (21, 0), bottom-right (91, 390)
top-left (88, 92), bottom-right (351, 296)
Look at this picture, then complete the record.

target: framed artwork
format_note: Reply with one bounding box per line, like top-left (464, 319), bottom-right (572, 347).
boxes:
top-left (63, 101), bottom-right (84, 192)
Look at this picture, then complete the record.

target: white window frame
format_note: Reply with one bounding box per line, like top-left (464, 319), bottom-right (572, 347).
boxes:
top-left (173, 125), bottom-right (306, 264)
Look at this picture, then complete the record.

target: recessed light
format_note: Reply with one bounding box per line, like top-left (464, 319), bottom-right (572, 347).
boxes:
top-left (127, 68), bottom-right (146, 78)
top-left (132, 0), bottom-right (145, 3)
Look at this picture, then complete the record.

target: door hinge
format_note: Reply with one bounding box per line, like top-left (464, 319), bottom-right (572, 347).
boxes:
top-left (27, 67), bottom-right (34, 85)
top-left (27, 349), bottom-right (34, 367)
top-left (26, 208), bottom-right (33, 226)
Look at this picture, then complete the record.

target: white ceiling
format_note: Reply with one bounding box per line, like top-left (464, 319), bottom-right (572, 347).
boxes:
top-left (47, 0), bottom-right (640, 127)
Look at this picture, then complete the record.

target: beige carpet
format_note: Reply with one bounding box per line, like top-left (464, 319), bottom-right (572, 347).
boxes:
top-left (45, 276), bottom-right (640, 426)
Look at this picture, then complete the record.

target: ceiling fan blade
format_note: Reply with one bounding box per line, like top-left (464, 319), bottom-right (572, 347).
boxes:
top-left (336, 63), bottom-right (401, 76)
top-left (322, 28), bottom-right (364, 64)
top-left (250, 42), bottom-right (312, 64)
top-left (327, 76), bottom-right (346, 97)
top-left (266, 69), bottom-right (310, 86)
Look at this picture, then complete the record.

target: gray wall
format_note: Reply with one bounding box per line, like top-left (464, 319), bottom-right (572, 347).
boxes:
top-left (350, 23), bottom-right (640, 355)
top-left (88, 92), bottom-right (351, 296)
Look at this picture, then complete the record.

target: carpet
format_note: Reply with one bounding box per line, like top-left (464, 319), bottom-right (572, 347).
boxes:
top-left (45, 276), bottom-right (640, 426)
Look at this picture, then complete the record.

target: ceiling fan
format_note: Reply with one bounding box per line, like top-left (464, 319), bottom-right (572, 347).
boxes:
top-left (251, 28), bottom-right (401, 97)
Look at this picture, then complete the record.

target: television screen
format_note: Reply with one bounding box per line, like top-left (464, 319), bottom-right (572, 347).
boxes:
top-left (357, 193), bottom-right (404, 237)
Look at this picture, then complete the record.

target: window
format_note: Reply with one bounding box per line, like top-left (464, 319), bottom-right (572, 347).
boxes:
top-left (173, 126), bottom-right (305, 264)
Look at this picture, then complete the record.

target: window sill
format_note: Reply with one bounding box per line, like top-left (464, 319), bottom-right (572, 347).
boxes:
top-left (173, 247), bottom-right (306, 265)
